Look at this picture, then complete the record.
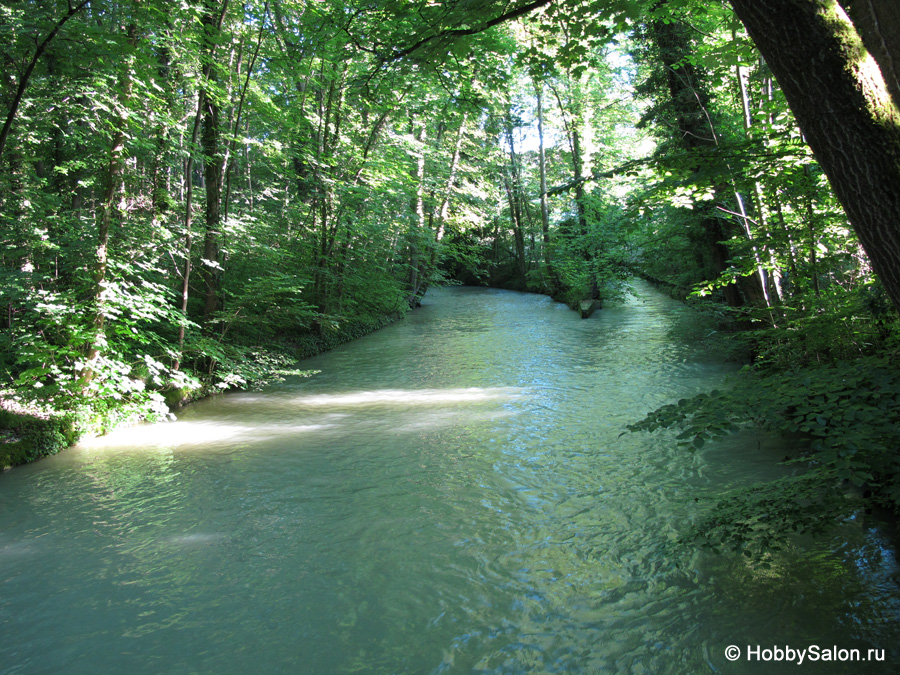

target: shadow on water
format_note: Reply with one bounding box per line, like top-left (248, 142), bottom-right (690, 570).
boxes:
top-left (0, 281), bottom-right (898, 673)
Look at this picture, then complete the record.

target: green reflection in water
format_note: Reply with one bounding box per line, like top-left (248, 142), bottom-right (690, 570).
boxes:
top-left (0, 283), bottom-right (898, 674)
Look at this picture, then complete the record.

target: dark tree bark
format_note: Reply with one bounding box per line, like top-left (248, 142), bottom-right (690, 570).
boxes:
top-left (649, 15), bottom-right (745, 307)
top-left (199, 0), bottom-right (230, 325)
top-left (151, 28), bottom-right (176, 220)
top-left (201, 92), bottom-right (223, 322)
top-left (839, 0), bottom-right (900, 110)
top-left (728, 0), bottom-right (900, 312)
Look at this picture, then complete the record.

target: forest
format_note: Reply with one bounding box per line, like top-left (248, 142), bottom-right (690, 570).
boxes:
top-left (1, 0), bottom-right (899, 554)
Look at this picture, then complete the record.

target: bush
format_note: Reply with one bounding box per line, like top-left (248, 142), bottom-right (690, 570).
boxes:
top-left (0, 408), bottom-right (71, 468)
top-left (628, 355), bottom-right (900, 555)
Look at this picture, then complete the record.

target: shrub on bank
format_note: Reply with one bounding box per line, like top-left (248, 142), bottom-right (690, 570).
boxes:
top-left (628, 355), bottom-right (900, 556)
top-left (292, 313), bottom-right (403, 359)
top-left (0, 312), bottom-right (403, 470)
top-left (0, 407), bottom-right (72, 469)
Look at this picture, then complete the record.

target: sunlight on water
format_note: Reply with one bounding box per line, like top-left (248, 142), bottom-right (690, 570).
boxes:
top-left (1, 283), bottom-right (898, 674)
top-left (164, 533), bottom-right (228, 546)
top-left (78, 420), bottom-right (337, 450)
top-left (292, 387), bottom-right (525, 407)
top-left (79, 420), bottom-right (255, 448)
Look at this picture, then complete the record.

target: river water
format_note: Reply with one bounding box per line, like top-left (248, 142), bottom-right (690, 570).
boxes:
top-left (1, 284), bottom-right (898, 673)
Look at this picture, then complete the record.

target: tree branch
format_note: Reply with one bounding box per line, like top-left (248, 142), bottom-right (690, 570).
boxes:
top-left (0, 0), bottom-right (92, 159)
top-left (546, 157), bottom-right (651, 196)
top-left (387, 0), bottom-right (555, 62)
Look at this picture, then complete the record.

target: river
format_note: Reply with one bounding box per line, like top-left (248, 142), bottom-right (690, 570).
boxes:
top-left (1, 283), bottom-right (898, 673)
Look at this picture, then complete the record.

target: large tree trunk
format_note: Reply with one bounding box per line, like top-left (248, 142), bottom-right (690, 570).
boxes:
top-left (839, 0), bottom-right (900, 110)
top-left (650, 14), bottom-right (745, 307)
top-left (728, 0), bottom-right (900, 312)
top-left (199, 0), bottom-right (229, 325)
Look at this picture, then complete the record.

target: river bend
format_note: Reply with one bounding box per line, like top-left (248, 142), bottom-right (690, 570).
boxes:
top-left (1, 283), bottom-right (898, 673)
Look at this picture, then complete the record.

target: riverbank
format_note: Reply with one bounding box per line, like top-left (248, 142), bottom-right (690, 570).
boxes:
top-left (0, 401), bottom-right (75, 469)
top-left (5, 283), bottom-right (897, 673)
top-left (0, 311), bottom-right (405, 471)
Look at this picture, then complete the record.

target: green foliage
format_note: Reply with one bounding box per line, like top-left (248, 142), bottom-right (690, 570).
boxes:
top-left (1, 0), bottom-right (898, 549)
top-left (3, 264), bottom-right (199, 413)
top-left (292, 312), bottom-right (403, 360)
top-left (216, 268), bottom-right (318, 343)
top-left (0, 408), bottom-right (70, 467)
top-left (628, 355), bottom-right (900, 553)
top-left (553, 201), bottom-right (634, 305)
top-left (0, 386), bottom-right (180, 468)
top-left (683, 469), bottom-right (852, 560)
top-left (181, 334), bottom-right (316, 392)
top-left (737, 283), bottom-right (900, 369)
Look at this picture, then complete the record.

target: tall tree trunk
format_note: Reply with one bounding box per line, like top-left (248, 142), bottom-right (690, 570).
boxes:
top-left (177, 92), bottom-right (204, 367)
top-left (505, 125), bottom-right (528, 291)
top-left (549, 79), bottom-right (599, 299)
top-left (502, 171), bottom-right (528, 290)
top-left (535, 81), bottom-right (559, 295)
top-left (650, 13), bottom-right (744, 307)
top-left (199, 0), bottom-right (230, 326)
top-left (428, 112), bottom-right (467, 271)
top-left (728, 0), bottom-right (900, 313)
top-left (804, 166), bottom-right (822, 298)
top-left (2, 134), bottom-right (27, 331)
top-left (309, 61), bottom-right (347, 317)
top-left (223, 0), bottom-right (268, 224)
top-left (736, 55), bottom-right (784, 304)
top-left (407, 116), bottom-right (427, 307)
top-left (201, 93), bottom-right (223, 322)
top-left (150, 24), bottom-right (176, 221)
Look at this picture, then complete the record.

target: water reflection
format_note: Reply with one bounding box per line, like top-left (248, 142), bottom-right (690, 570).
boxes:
top-left (0, 283), bottom-right (898, 674)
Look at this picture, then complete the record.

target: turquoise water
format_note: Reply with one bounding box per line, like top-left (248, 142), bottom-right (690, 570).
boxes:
top-left (1, 284), bottom-right (898, 673)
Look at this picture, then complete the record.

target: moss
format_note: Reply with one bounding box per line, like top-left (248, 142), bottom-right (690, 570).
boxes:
top-left (163, 386), bottom-right (200, 409)
top-left (0, 399), bottom-right (146, 470)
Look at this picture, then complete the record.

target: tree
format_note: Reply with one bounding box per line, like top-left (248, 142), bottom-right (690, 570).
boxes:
top-left (840, 0), bottom-right (900, 109)
top-left (1, 0), bottom-right (896, 453)
top-left (722, 0), bottom-right (900, 312)
top-left (383, 0), bottom-right (900, 312)
top-left (0, 0), bottom-right (91, 160)
top-left (199, 0), bottom-right (230, 325)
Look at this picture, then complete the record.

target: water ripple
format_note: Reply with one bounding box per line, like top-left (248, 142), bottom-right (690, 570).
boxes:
top-left (1, 283), bottom-right (898, 673)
